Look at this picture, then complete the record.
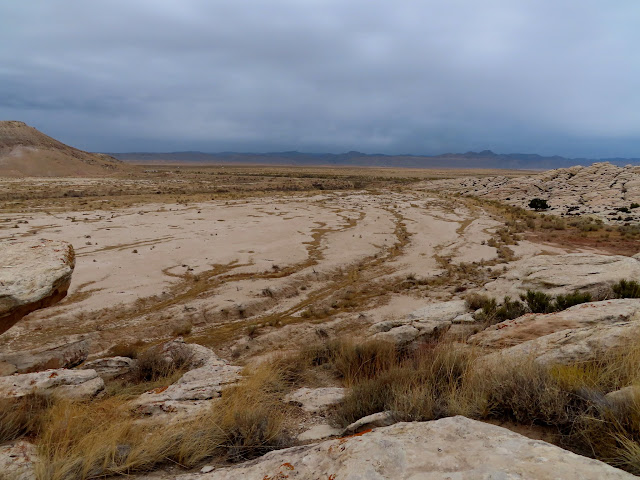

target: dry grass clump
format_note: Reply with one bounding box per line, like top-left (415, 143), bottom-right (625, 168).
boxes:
top-left (107, 340), bottom-right (148, 359)
top-left (291, 339), bottom-right (401, 386)
top-left (0, 393), bottom-right (53, 443)
top-left (177, 363), bottom-right (292, 465)
top-left (171, 322), bottom-right (193, 337)
top-left (35, 397), bottom-right (180, 480)
top-left (104, 345), bottom-right (195, 399)
top-left (332, 337), bottom-right (640, 475)
top-left (337, 343), bottom-right (474, 424)
top-left (34, 362), bottom-right (293, 479)
top-left (130, 345), bottom-right (193, 383)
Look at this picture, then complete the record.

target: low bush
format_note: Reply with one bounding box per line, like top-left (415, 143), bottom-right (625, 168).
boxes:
top-left (521, 290), bottom-right (555, 313)
top-left (465, 293), bottom-right (493, 311)
top-left (521, 290), bottom-right (592, 313)
top-left (554, 291), bottom-right (592, 310)
top-left (613, 280), bottom-right (640, 299)
top-left (474, 296), bottom-right (526, 324)
top-left (529, 198), bottom-right (549, 211)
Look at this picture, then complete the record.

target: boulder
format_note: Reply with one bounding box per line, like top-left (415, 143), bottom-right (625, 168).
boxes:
top-left (0, 440), bottom-right (37, 480)
top-left (482, 321), bottom-right (640, 366)
top-left (483, 253), bottom-right (640, 299)
top-left (469, 299), bottom-right (640, 349)
top-left (0, 368), bottom-right (104, 399)
top-left (343, 410), bottom-right (396, 435)
top-left (0, 239), bottom-right (75, 334)
top-left (0, 335), bottom-right (89, 375)
top-left (174, 416), bottom-right (634, 479)
top-left (285, 387), bottom-right (346, 413)
top-left (81, 356), bottom-right (133, 380)
top-left (370, 300), bottom-right (467, 345)
top-left (131, 342), bottom-right (242, 416)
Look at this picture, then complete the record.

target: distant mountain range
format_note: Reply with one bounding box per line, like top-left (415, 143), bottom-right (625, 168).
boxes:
top-left (109, 150), bottom-right (640, 170)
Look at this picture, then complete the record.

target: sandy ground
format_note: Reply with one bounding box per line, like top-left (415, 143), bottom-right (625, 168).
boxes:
top-left (0, 180), bottom-right (576, 361)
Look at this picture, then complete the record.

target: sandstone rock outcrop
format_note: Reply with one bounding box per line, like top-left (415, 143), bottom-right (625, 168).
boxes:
top-left (423, 162), bottom-right (640, 223)
top-left (0, 335), bottom-right (89, 375)
top-left (0, 239), bottom-right (75, 334)
top-left (131, 340), bottom-right (242, 416)
top-left (285, 387), bottom-right (346, 413)
top-left (0, 440), bottom-right (37, 480)
top-left (81, 356), bottom-right (133, 380)
top-left (0, 368), bottom-right (104, 399)
top-left (483, 321), bottom-right (640, 366)
top-left (483, 253), bottom-right (640, 299)
top-left (165, 416), bottom-right (634, 479)
top-left (369, 300), bottom-right (467, 345)
top-left (343, 410), bottom-right (396, 435)
top-left (469, 299), bottom-right (640, 349)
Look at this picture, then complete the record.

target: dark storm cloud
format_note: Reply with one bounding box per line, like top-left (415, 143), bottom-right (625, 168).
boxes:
top-left (1, 0), bottom-right (639, 156)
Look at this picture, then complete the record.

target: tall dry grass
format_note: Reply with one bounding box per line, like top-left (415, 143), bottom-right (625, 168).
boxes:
top-left (33, 362), bottom-right (293, 480)
top-left (328, 338), bottom-right (640, 474)
top-left (12, 336), bottom-right (640, 477)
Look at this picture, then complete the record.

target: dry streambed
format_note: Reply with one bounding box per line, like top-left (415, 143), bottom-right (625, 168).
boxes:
top-left (0, 188), bottom-right (547, 359)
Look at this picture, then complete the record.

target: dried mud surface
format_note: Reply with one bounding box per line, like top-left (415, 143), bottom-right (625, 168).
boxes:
top-left (0, 166), bottom-right (572, 362)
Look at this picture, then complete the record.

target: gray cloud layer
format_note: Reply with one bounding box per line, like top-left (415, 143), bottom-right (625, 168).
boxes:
top-left (1, 1), bottom-right (639, 157)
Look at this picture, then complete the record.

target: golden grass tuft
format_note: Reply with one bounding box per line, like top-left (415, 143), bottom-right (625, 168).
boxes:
top-left (0, 393), bottom-right (53, 443)
top-left (34, 362), bottom-right (293, 479)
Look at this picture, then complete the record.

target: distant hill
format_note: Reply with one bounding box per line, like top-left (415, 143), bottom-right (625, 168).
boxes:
top-left (110, 149), bottom-right (640, 170)
top-left (0, 121), bottom-right (125, 177)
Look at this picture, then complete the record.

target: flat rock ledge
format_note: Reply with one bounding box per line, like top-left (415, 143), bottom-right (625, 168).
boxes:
top-left (158, 416), bottom-right (633, 479)
top-left (0, 239), bottom-right (75, 334)
top-left (469, 299), bottom-right (640, 349)
top-left (482, 321), bottom-right (640, 366)
top-left (484, 253), bottom-right (640, 299)
top-left (0, 334), bottom-right (90, 376)
top-left (285, 387), bottom-right (346, 413)
top-left (369, 300), bottom-right (468, 345)
top-left (0, 368), bottom-right (104, 399)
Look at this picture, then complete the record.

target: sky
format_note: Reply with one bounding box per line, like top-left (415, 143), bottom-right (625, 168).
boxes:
top-left (1, 1), bottom-right (639, 158)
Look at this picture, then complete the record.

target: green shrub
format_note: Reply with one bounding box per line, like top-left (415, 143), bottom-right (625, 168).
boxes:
top-left (613, 280), bottom-right (640, 299)
top-left (522, 290), bottom-right (555, 313)
top-left (529, 198), bottom-right (549, 211)
top-left (494, 297), bottom-right (527, 323)
top-left (521, 290), bottom-right (592, 313)
top-left (555, 291), bottom-right (592, 310)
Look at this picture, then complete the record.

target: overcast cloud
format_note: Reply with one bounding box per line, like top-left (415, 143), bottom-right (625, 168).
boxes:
top-left (1, 1), bottom-right (639, 157)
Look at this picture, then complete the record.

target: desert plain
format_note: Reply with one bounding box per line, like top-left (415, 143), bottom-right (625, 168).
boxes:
top-left (3, 161), bottom-right (640, 479)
